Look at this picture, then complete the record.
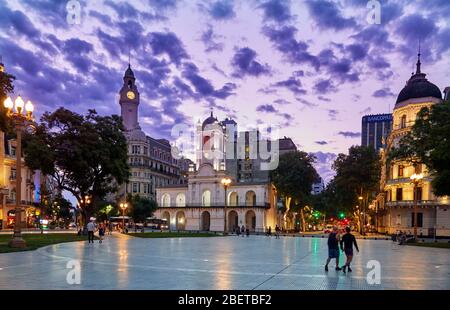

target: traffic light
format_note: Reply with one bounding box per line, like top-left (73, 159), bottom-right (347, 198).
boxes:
top-left (313, 211), bottom-right (320, 219)
top-left (339, 212), bottom-right (345, 219)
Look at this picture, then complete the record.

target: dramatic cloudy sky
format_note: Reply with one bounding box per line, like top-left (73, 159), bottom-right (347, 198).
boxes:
top-left (1, 0), bottom-right (450, 182)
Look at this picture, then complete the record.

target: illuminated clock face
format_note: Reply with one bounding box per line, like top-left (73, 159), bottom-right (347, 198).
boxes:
top-left (127, 91), bottom-right (135, 100)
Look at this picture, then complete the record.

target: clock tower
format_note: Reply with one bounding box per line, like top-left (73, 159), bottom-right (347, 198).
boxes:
top-left (119, 64), bottom-right (140, 131)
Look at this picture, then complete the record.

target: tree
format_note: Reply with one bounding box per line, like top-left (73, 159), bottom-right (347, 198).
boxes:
top-left (39, 193), bottom-right (74, 228)
top-left (0, 67), bottom-right (15, 132)
top-left (332, 145), bottom-right (381, 233)
top-left (270, 151), bottom-right (319, 231)
top-left (127, 194), bottom-right (157, 224)
top-left (23, 108), bottom-right (130, 225)
top-left (389, 100), bottom-right (450, 196)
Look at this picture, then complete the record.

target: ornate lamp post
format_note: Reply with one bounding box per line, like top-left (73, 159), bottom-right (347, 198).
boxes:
top-left (4, 95), bottom-right (34, 248)
top-left (358, 195), bottom-right (364, 235)
top-left (120, 202), bottom-right (128, 233)
top-left (410, 173), bottom-right (424, 241)
top-left (221, 177), bottom-right (232, 235)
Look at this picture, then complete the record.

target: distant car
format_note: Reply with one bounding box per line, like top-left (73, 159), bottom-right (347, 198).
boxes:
top-left (323, 224), bottom-right (333, 234)
top-left (68, 223), bottom-right (77, 228)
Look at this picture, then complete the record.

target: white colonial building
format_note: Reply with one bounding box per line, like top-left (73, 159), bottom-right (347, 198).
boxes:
top-left (376, 53), bottom-right (450, 237)
top-left (155, 113), bottom-right (279, 232)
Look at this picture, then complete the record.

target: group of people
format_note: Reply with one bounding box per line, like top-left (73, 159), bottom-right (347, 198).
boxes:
top-left (265, 225), bottom-right (281, 239)
top-left (325, 226), bottom-right (359, 273)
top-left (85, 220), bottom-right (112, 244)
top-left (392, 230), bottom-right (413, 245)
top-left (235, 225), bottom-right (250, 237)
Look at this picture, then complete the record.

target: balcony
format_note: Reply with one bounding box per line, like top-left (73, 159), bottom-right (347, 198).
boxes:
top-left (386, 176), bottom-right (430, 186)
top-left (158, 203), bottom-right (271, 209)
top-left (5, 199), bottom-right (36, 206)
top-left (385, 200), bottom-right (448, 207)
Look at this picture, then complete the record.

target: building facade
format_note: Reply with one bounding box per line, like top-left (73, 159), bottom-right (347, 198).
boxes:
top-left (361, 114), bottom-right (393, 151)
top-left (0, 131), bottom-right (40, 229)
top-left (117, 65), bottom-right (189, 200)
top-left (377, 54), bottom-right (450, 237)
top-left (155, 113), bottom-right (279, 232)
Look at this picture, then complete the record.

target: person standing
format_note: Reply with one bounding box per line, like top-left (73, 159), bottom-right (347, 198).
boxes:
top-left (98, 224), bottom-right (105, 244)
top-left (275, 225), bottom-right (280, 239)
top-left (268, 226), bottom-right (272, 237)
top-left (246, 226), bottom-right (250, 237)
top-left (325, 226), bottom-right (341, 272)
top-left (87, 220), bottom-right (96, 244)
top-left (241, 225), bottom-right (245, 237)
top-left (340, 226), bottom-right (359, 273)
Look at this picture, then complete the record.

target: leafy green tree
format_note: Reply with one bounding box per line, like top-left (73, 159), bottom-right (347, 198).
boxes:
top-left (332, 145), bottom-right (381, 233)
top-left (127, 194), bottom-right (157, 224)
top-left (0, 67), bottom-right (15, 132)
top-left (270, 151), bottom-right (319, 231)
top-left (23, 108), bottom-right (130, 226)
top-left (389, 100), bottom-right (450, 196)
top-left (39, 193), bottom-right (74, 228)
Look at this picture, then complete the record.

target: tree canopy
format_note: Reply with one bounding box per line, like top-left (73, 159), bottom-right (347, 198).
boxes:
top-left (0, 67), bottom-right (15, 132)
top-left (23, 108), bottom-right (130, 223)
top-left (127, 194), bottom-right (157, 224)
top-left (389, 100), bottom-right (450, 196)
top-left (270, 150), bottom-right (319, 230)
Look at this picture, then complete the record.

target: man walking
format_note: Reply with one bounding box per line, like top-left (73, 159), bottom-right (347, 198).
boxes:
top-left (325, 226), bottom-right (341, 272)
top-left (87, 219), bottom-right (96, 244)
top-left (340, 226), bottom-right (359, 273)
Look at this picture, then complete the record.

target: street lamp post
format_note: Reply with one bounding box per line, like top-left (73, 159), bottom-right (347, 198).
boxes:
top-left (4, 95), bottom-right (34, 248)
top-left (120, 202), bottom-right (128, 233)
top-left (410, 173), bottom-right (424, 241)
top-left (358, 195), bottom-right (364, 235)
top-left (221, 177), bottom-right (232, 235)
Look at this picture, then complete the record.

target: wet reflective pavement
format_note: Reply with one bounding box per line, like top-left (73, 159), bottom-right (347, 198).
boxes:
top-left (0, 234), bottom-right (449, 290)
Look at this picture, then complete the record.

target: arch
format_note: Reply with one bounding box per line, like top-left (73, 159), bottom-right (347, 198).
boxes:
top-left (245, 210), bottom-right (256, 232)
top-left (200, 211), bottom-right (211, 231)
top-left (228, 210), bottom-right (239, 232)
top-left (228, 191), bottom-right (238, 206)
top-left (161, 193), bottom-right (171, 207)
top-left (176, 211), bottom-right (186, 230)
top-left (202, 190), bottom-right (211, 207)
top-left (161, 211), bottom-right (170, 228)
top-left (176, 193), bottom-right (186, 207)
top-left (245, 191), bottom-right (256, 206)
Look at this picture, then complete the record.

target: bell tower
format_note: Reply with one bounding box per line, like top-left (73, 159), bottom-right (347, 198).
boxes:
top-left (119, 64), bottom-right (140, 131)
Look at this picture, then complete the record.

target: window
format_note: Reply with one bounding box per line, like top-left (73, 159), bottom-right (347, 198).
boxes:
top-left (415, 164), bottom-right (422, 174)
top-left (11, 146), bottom-right (16, 156)
top-left (400, 115), bottom-right (407, 129)
top-left (414, 187), bottom-right (423, 201)
top-left (10, 168), bottom-right (17, 180)
top-left (411, 212), bottom-right (423, 227)
top-left (398, 165), bottom-right (404, 177)
top-left (396, 188), bottom-right (403, 201)
top-left (132, 183), bottom-right (138, 193)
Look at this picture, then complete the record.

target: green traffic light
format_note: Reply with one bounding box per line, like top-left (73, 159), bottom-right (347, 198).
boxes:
top-left (339, 213), bottom-right (345, 219)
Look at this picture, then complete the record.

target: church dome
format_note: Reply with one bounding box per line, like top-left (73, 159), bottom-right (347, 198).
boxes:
top-left (395, 54), bottom-right (442, 105)
top-left (202, 111), bottom-right (218, 130)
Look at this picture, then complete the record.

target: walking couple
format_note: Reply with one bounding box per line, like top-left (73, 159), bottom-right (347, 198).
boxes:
top-left (325, 226), bottom-right (359, 273)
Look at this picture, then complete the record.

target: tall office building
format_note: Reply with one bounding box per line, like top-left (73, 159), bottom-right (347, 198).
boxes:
top-left (361, 114), bottom-right (393, 151)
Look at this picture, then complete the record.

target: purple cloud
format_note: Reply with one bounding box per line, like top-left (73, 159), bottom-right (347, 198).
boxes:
top-left (338, 131), bottom-right (361, 138)
top-left (306, 0), bottom-right (357, 31)
top-left (231, 47), bottom-right (271, 78)
top-left (373, 88), bottom-right (396, 98)
top-left (256, 104), bottom-right (278, 113)
top-left (258, 0), bottom-right (293, 23)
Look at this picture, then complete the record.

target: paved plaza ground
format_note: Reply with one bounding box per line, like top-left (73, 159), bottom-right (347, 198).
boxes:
top-left (0, 234), bottom-right (449, 290)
